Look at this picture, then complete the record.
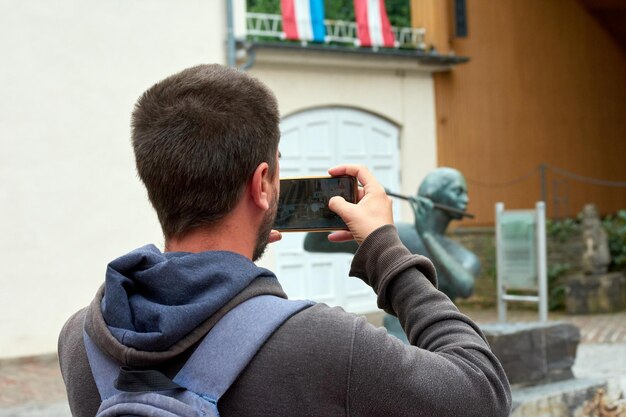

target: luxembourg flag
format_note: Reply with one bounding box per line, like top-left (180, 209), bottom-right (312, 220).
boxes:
top-left (354, 0), bottom-right (395, 48)
top-left (281, 0), bottom-right (326, 43)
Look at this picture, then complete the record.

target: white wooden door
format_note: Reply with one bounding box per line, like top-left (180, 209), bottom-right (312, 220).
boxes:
top-left (275, 107), bottom-right (400, 313)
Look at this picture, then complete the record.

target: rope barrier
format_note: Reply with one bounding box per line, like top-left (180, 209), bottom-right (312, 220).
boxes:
top-left (546, 164), bottom-right (626, 188)
top-left (465, 166), bottom-right (539, 188)
top-left (464, 165), bottom-right (626, 188)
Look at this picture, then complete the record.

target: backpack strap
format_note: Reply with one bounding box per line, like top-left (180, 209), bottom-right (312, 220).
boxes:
top-left (173, 295), bottom-right (312, 403)
top-left (83, 330), bottom-right (127, 399)
top-left (84, 332), bottom-right (184, 399)
top-left (84, 295), bottom-right (312, 403)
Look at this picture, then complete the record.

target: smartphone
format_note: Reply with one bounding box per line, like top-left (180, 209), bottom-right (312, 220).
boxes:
top-left (274, 175), bottom-right (358, 232)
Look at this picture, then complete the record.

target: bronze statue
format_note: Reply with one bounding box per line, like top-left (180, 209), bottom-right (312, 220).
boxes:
top-left (304, 167), bottom-right (480, 302)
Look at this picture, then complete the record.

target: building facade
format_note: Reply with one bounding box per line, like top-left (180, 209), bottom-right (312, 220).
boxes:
top-left (0, 1), bottom-right (453, 357)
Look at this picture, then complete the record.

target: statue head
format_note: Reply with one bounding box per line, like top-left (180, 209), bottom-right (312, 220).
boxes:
top-left (582, 204), bottom-right (600, 220)
top-left (418, 167), bottom-right (469, 220)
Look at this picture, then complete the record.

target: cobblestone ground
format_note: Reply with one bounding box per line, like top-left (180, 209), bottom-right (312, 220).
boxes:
top-left (1, 307), bottom-right (625, 414)
top-left (458, 305), bottom-right (626, 344)
top-left (0, 355), bottom-right (67, 410)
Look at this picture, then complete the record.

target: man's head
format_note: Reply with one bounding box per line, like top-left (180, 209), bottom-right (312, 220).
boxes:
top-left (418, 167), bottom-right (469, 219)
top-left (131, 64), bottom-right (280, 241)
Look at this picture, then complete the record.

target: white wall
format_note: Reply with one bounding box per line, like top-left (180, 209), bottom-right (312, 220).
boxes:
top-left (0, 0), bottom-right (226, 358)
top-left (0, 1), bottom-right (440, 358)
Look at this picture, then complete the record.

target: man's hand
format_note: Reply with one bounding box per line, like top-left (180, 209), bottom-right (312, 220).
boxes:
top-left (268, 230), bottom-right (282, 244)
top-left (326, 165), bottom-right (394, 245)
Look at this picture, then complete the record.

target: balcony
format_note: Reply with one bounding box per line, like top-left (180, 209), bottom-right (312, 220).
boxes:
top-left (238, 12), bottom-right (469, 70)
top-left (246, 12), bottom-right (426, 50)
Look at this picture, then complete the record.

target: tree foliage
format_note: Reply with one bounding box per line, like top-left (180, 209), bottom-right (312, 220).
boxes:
top-left (247, 0), bottom-right (280, 14)
top-left (603, 210), bottom-right (626, 271)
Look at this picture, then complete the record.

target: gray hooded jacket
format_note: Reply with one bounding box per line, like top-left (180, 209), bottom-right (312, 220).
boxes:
top-left (58, 225), bottom-right (511, 417)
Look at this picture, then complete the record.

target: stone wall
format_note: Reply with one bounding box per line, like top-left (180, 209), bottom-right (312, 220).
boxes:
top-left (450, 227), bottom-right (585, 306)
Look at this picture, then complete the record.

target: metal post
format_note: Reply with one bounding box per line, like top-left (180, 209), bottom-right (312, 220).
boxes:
top-left (226, 0), bottom-right (236, 67)
top-left (539, 163), bottom-right (547, 204)
top-left (495, 202), bottom-right (507, 323)
top-left (536, 201), bottom-right (548, 323)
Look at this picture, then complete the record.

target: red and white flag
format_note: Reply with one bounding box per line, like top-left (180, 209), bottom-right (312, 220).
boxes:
top-left (353, 0), bottom-right (395, 48)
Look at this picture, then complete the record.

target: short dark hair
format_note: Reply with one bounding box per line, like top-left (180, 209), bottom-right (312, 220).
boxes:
top-left (131, 64), bottom-right (280, 239)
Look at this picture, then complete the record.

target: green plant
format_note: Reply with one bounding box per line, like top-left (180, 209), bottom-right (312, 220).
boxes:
top-left (547, 262), bottom-right (570, 311)
top-left (602, 210), bottom-right (626, 271)
top-left (247, 0), bottom-right (280, 14)
top-left (546, 217), bottom-right (580, 243)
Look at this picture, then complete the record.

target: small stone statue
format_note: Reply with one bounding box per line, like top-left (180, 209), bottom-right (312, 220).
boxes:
top-left (565, 204), bottom-right (624, 314)
top-left (581, 204), bottom-right (610, 275)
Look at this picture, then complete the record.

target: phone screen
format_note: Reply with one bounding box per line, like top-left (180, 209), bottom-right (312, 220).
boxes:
top-left (274, 176), bottom-right (357, 232)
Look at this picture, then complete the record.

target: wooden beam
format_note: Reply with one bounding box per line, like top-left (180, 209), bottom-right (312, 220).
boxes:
top-left (411, 0), bottom-right (452, 53)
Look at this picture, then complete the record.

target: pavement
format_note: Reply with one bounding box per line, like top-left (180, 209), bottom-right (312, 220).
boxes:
top-left (1, 306), bottom-right (626, 417)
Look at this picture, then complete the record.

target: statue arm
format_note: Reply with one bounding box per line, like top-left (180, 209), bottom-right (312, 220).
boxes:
top-left (303, 232), bottom-right (359, 254)
top-left (420, 232), bottom-right (475, 298)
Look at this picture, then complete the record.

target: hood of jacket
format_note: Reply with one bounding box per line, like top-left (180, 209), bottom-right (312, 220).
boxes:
top-left (85, 244), bottom-right (285, 364)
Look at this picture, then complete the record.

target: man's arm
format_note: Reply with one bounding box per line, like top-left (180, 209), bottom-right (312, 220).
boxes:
top-left (326, 165), bottom-right (511, 417)
top-left (58, 309), bottom-right (101, 417)
top-left (347, 225), bottom-right (511, 417)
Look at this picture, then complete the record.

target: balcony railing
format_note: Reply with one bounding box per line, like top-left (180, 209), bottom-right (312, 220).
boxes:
top-left (246, 12), bottom-right (426, 50)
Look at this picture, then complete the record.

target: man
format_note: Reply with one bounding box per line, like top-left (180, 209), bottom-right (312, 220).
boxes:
top-left (58, 64), bottom-right (511, 417)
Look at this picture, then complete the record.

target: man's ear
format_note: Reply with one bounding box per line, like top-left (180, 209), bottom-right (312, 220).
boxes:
top-left (249, 162), bottom-right (272, 210)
